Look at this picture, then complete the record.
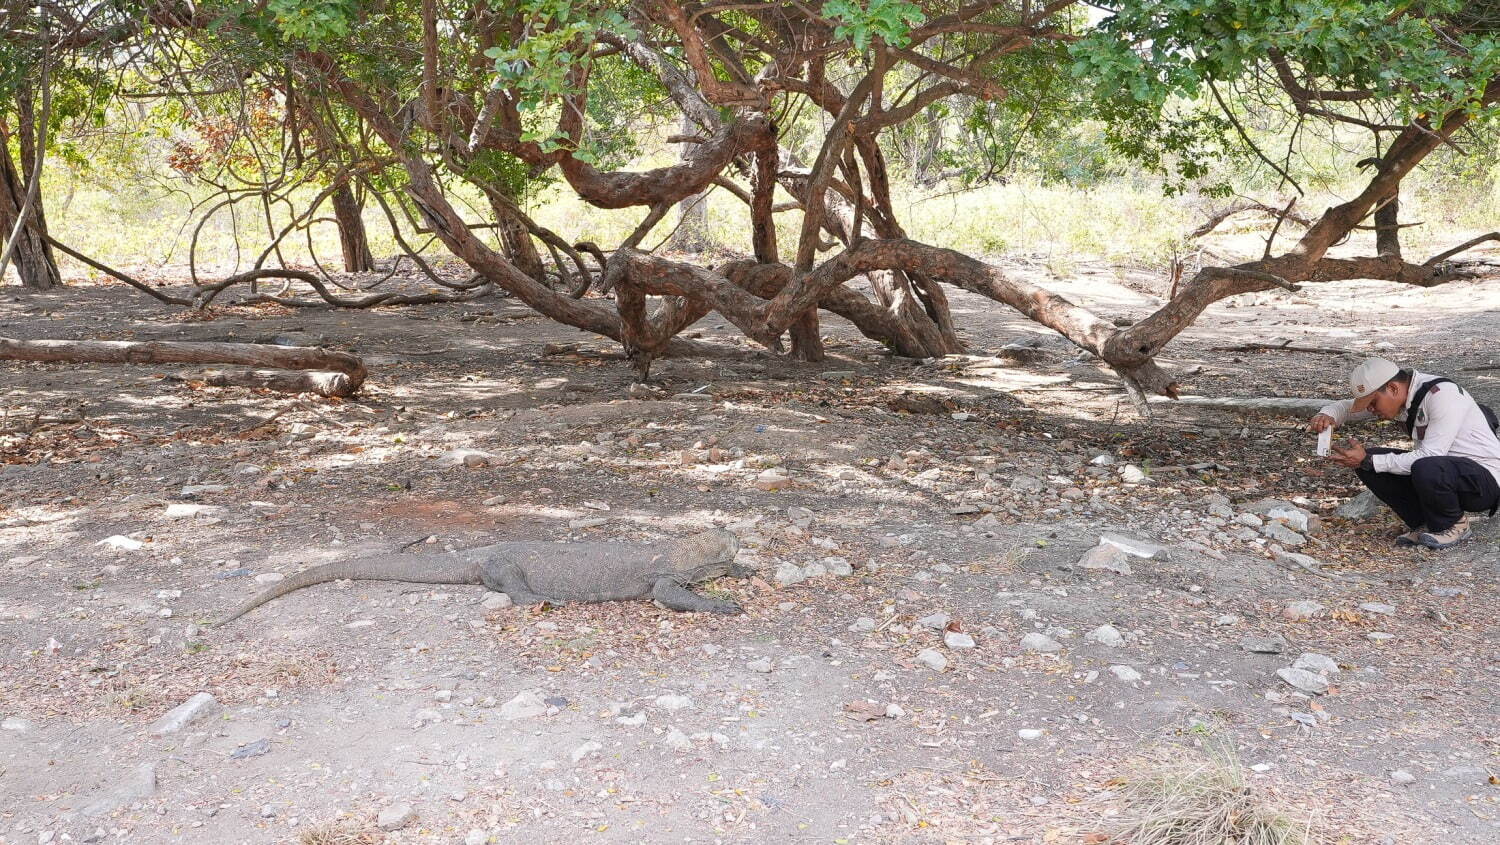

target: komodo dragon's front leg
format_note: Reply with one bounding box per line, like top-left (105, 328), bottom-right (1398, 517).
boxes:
top-left (652, 578), bottom-right (742, 614)
top-left (486, 561), bottom-right (552, 606)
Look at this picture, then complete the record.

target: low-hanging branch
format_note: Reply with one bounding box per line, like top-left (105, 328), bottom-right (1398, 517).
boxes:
top-left (0, 337), bottom-right (369, 398)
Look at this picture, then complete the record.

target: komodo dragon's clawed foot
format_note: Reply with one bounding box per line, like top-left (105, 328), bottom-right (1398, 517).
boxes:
top-left (652, 578), bottom-right (743, 614)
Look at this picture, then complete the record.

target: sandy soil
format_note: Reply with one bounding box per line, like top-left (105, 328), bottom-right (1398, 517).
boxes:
top-left (0, 257), bottom-right (1496, 844)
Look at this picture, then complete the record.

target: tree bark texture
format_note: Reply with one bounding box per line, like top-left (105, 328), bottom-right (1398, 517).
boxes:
top-left (329, 180), bottom-right (376, 273)
top-left (0, 105), bottom-right (61, 290)
top-left (0, 337), bottom-right (368, 398)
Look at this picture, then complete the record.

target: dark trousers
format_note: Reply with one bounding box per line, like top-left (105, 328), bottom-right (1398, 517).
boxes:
top-left (1356, 447), bottom-right (1500, 532)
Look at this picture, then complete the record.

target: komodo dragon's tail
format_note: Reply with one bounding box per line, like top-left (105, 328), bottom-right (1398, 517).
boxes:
top-left (216, 556), bottom-right (481, 626)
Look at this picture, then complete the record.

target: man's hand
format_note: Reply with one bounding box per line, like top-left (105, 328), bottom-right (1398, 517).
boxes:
top-left (1308, 414), bottom-right (1336, 433)
top-left (1328, 439), bottom-right (1367, 469)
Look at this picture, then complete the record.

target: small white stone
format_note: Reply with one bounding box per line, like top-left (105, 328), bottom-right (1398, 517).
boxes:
top-left (943, 631), bottom-right (976, 650)
top-left (1020, 632), bottom-right (1062, 653)
top-left (1085, 624), bottom-right (1125, 647)
top-left (1017, 729), bottom-right (1044, 740)
top-left (1109, 665), bottom-right (1142, 683)
top-left (1389, 769), bottom-right (1416, 786)
top-left (570, 741), bottom-right (603, 763)
top-left (916, 649), bottom-right (948, 671)
top-left (376, 804), bottom-right (416, 831)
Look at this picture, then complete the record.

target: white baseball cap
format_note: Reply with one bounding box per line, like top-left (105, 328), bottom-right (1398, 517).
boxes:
top-left (1349, 357), bottom-right (1400, 399)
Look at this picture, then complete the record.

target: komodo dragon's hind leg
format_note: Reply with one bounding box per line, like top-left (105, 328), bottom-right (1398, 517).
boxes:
top-left (487, 562), bottom-right (552, 607)
top-left (652, 578), bottom-right (742, 614)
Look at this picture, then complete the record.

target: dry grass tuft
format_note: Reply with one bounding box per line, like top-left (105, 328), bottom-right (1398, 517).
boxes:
top-left (297, 816), bottom-right (384, 845)
top-left (1106, 750), bottom-right (1312, 845)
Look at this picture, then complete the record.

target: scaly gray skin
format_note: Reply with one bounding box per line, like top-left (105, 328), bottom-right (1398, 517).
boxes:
top-left (217, 530), bottom-right (746, 626)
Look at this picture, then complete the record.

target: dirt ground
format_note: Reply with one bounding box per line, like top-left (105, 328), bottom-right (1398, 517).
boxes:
top-left (0, 255), bottom-right (1497, 845)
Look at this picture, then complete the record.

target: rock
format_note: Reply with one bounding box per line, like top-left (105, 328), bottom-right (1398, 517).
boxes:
top-left (1075, 545), bottom-right (1133, 575)
top-left (1282, 600), bottom-right (1325, 621)
top-left (1213, 614), bottom-right (1240, 627)
top-left (1360, 602), bottom-right (1396, 616)
top-left (482, 494), bottom-right (508, 506)
top-left (1089, 454), bottom-right (1116, 466)
top-left (1098, 533), bottom-right (1168, 559)
top-left (1276, 667), bottom-right (1329, 694)
top-left (664, 728), bottom-right (693, 752)
top-left (97, 535), bottom-right (143, 551)
top-left (916, 649), bottom-right (948, 671)
top-left (1085, 624), bottom-right (1125, 648)
top-left (498, 690), bottom-right (547, 720)
top-left (1240, 635), bottom-right (1286, 654)
top-left (917, 612), bottom-right (951, 630)
top-left (823, 556), bottom-right (854, 576)
top-left (848, 617), bottom-right (877, 633)
top-left (229, 738), bottom-right (271, 760)
top-left (786, 506), bottom-right (814, 527)
top-left (80, 763), bottom-right (157, 817)
top-left (253, 572), bottom-right (284, 585)
top-left (1017, 729), bottom-right (1044, 740)
top-left (1261, 522), bottom-right (1305, 546)
top-left (164, 503), bottom-right (220, 520)
top-left (1120, 465), bottom-right (1148, 484)
top-left (654, 694), bottom-right (693, 710)
top-left (1292, 653), bottom-right (1339, 674)
top-left (1335, 490), bottom-right (1383, 520)
top-left (1272, 549), bottom-right (1322, 571)
top-left (1241, 498), bottom-right (1298, 516)
top-left (773, 561), bottom-right (807, 586)
top-left (1010, 475), bottom-right (1044, 492)
top-left (944, 632), bottom-right (976, 650)
top-left (1207, 503), bottom-right (1235, 519)
top-left (800, 562), bottom-right (828, 579)
top-left (377, 804), bottom-right (416, 831)
top-left (149, 692), bottom-right (220, 736)
top-left (1389, 769), bottom-right (1416, 786)
top-left (1020, 632), bottom-right (1062, 653)
top-left (1110, 665), bottom-right (1143, 683)
top-left (1367, 632), bottom-right (1395, 642)
top-left (465, 829), bottom-right (489, 845)
top-left (2, 716), bottom-right (30, 731)
top-left (671, 392), bottom-right (715, 403)
top-left (482, 592), bottom-right (513, 611)
top-left (1429, 586), bottom-right (1467, 598)
top-left (570, 741), bottom-right (603, 763)
top-left (754, 469), bottom-right (792, 491)
top-left (747, 658), bottom-right (773, 673)
top-left (1267, 507), bottom-right (1316, 534)
top-left (442, 449), bottom-right (495, 468)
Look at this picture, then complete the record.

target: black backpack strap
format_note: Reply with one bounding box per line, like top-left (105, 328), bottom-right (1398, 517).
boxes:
top-left (1404, 378), bottom-right (1452, 437)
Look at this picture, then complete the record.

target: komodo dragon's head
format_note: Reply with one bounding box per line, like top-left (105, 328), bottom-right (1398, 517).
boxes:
top-left (666, 529), bottom-right (749, 583)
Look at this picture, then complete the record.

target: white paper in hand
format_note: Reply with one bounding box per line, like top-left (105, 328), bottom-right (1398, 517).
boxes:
top-left (1316, 428), bottom-right (1332, 457)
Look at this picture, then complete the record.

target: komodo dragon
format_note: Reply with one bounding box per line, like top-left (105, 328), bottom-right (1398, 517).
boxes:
top-left (217, 529), bottom-right (746, 625)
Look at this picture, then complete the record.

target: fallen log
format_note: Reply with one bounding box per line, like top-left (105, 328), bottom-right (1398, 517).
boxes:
top-left (0, 338), bottom-right (368, 398)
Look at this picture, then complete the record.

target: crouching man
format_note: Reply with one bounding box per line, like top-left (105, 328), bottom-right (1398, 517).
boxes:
top-left (1310, 357), bottom-right (1500, 549)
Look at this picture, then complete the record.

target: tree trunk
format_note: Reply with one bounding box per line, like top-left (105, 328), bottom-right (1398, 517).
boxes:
top-left (1374, 193), bottom-right (1401, 258)
top-left (330, 180), bottom-right (375, 272)
top-left (489, 192), bottom-right (545, 282)
top-left (0, 104), bottom-right (61, 291)
top-left (0, 337), bottom-right (368, 398)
